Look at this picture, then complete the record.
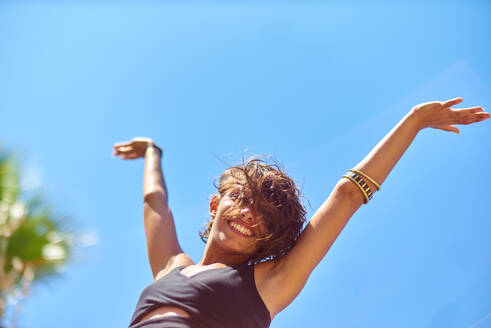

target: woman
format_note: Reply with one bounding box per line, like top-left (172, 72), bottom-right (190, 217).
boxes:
top-left (114, 98), bottom-right (489, 328)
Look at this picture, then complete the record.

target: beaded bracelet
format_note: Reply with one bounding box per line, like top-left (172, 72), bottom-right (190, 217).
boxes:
top-left (342, 170), bottom-right (379, 204)
top-left (349, 169), bottom-right (381, 191)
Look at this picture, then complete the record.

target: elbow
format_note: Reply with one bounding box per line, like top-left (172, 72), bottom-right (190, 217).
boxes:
top-left (336, 179), bottom-right (357, 196)
top-left (337, 179), bottom-right (368, 206)
top-left (143, 189), bottom-right (167, 203)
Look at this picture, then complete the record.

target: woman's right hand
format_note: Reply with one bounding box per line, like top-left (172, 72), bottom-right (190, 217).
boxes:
top-left (113, 137), bottom-right (157, 160)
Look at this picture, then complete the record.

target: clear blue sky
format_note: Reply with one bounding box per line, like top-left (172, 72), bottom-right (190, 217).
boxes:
top-left (1, 1), bottom-right (490, 327)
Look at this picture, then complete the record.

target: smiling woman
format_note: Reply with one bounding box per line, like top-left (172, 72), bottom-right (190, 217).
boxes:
top-left (113, 98), bottom-right (490, 328)
top-left (199, 158), bottom-right (307, 265)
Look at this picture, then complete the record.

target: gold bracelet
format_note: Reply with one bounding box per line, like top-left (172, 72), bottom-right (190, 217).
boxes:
top-left (342, 172), bottom-right (371, 204)
top-left (349, 169), bottom-right (381, 191)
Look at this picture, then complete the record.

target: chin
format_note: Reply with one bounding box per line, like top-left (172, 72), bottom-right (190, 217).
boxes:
top-left (223, 238), bottom-right (255, 255)
top-left (215, 234), bottom-right (256, 256)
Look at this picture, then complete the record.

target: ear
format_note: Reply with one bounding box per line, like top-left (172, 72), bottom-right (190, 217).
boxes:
top-left (209, 195), bottom-right (219, 218)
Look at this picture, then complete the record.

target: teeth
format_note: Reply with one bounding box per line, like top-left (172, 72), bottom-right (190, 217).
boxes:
top-left (230, 222), bottom-right (253, 236)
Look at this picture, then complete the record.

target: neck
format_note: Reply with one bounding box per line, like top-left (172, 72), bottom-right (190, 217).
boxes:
top-left (198, 239), bottom-right (251, 267)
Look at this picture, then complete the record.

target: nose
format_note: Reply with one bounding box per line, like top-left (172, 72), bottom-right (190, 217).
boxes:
top-left (240, 208), bottom-right (254, 225)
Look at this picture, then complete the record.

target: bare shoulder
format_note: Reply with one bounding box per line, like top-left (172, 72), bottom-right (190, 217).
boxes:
top-left (154, 252), bottom-right (194, 280)
top-left (254, 259), bottom-right (279, 280)
top-left (254, 260), bottom-right (283, 319)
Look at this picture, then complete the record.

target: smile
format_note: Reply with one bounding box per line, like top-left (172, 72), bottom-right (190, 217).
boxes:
top-left (228, 220), bottom-right (254, 237)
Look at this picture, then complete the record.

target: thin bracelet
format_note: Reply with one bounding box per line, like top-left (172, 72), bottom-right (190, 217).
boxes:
top-left (146, 143), bottom-right (163, 158)
top-left (349, 169), bottom-right (381, 191)
top-left (342, 174), bottom-right (370, 204)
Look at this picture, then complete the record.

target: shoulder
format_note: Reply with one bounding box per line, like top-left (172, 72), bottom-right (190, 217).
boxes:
top-left (154, 252), bottom-right (194, 280)
top-left (253, 260), bottom-right (283, 319)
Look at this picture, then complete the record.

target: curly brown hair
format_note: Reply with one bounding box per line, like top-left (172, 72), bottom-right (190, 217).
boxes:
top-left (199, 156), bottom-right (307, 264)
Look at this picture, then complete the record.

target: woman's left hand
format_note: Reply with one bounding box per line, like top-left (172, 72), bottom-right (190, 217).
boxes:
top-left (410, 97), bottom-right (490, 133)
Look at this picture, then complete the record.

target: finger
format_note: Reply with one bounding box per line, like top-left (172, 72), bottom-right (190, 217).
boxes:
top-left (114, 146), bottom-right (133, 153)
top-left (435, 125), bottom-right (460, 134)
top-left (121, 153), bottom-right (139, 160)
top-left (116, 149), bottom-right (137, 157)
top-left (113, 141), bottom-right (132, 147)
top-left (475, 112), bottom-right (491, 121)
top-left (442, 97), bottom-right (463, 108)
top-left (114, 151), bottom-right (133, 157)
top-left (453, 106), bottom-right (483, 114)
top-left (453, 110), bottom-right (489, 125)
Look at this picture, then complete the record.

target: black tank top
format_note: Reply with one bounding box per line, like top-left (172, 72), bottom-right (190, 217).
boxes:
top-left (129, 262), bottom-right (271, 328)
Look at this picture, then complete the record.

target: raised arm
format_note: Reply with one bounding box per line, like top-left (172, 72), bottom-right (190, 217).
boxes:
top-left (263, 98), bottom-right (489, 315)
top-left (113, 137), bottom-right (192, 279)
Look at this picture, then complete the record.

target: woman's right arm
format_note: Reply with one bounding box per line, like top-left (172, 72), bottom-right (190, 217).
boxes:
top-left (114, 137), bottom-right (193, 278)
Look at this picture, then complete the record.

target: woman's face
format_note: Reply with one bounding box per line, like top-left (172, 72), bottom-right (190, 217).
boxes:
top-left (208, 188), bottom-right (268, 259)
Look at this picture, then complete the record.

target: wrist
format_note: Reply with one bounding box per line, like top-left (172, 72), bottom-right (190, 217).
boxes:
top-left (405, 109), bottom-right (425, 133)
top-left (145, 143), bottom-right (163, 158)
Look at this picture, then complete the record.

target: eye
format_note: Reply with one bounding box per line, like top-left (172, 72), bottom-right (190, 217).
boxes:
top-left (228, 191), bottom-right (240, 200)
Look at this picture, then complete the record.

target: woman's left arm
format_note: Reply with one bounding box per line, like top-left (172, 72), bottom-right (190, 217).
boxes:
top-left (263, 98), bottom-right (489, 315)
